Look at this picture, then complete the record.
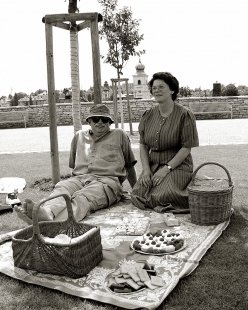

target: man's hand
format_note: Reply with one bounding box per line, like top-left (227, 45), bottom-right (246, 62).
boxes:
top-left (139, 171), bottom-right (153, 187)
top-left (127, 165), bottom-right (137, 188)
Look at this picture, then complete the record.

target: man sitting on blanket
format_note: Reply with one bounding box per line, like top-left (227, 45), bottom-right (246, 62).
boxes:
top-left (15, 104), bottom-right (137, 224)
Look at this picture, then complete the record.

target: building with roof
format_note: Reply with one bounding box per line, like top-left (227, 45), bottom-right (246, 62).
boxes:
top-left (84, 59), bottom-right (151, 101)
top-left (132, 59), bottom-right (150, 99)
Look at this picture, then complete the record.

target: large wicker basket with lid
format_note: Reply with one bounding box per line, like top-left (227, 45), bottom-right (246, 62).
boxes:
top-left (12, 194), bottom-right (103, 278)
top-left (187, 162), bottom-right (233, 225)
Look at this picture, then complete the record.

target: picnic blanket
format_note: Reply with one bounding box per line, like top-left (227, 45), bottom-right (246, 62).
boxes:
top-left (0, 200), bottom-right (231, 310)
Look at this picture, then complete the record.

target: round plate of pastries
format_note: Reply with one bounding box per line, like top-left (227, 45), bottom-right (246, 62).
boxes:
top-left (130, 229), bottom-right (186, 255)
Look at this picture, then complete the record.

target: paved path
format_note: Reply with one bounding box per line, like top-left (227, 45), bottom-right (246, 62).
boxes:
top-left (0, 119), bottom-right (247, 154)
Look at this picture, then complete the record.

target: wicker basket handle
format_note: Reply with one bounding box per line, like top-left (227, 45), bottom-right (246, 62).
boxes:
top-left (191, 162), bottom-right (232, 187)
top-left (32, 193), bottom-right (73, 235)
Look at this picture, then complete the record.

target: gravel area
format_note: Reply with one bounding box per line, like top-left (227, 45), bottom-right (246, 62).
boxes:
top-left (0, 119), bottom-right (247, 154)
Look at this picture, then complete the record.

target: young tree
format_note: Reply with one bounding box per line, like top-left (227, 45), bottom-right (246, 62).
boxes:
top-left (63, 88), bottom-right (72, 99)
top-left (98, 0), bottom-right (145, 127)
top-left (55, 90), bottom-right (60, 103)
top-left (34, 89), bottom-right (46, 96)
top-left (12, 93), bottom-right (19, 106)
top-left (10, 92), bottom-right (27, 106)
top-left (98, 0), bottom-right (145, 79)
top-left (87, 93), bottom-right (92, 102)
top-left (179, 86), bottom-right (192, 97)
top-left (17, 92), bottom-right (27, 99)
top-left (29, 95), bottom-right (33, 106)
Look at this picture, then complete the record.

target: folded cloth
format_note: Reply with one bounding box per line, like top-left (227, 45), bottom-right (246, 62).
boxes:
top-left (0, 177), bottom-right (26, 193)
top-left (0, 203), bottom-right (12, 212)
top-left (154, 204), bottom-right (190, 214)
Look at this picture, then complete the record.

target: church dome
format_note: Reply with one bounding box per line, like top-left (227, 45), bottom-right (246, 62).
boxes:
top-left (135, 59), bottom-right (145, 72)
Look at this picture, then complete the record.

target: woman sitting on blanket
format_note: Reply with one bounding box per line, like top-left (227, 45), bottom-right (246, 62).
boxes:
top-left (131, 72), bottom-right (199, 213)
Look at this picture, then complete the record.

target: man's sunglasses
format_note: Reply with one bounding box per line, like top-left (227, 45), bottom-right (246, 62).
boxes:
top-left (91, 116), bottom-right (110, 123)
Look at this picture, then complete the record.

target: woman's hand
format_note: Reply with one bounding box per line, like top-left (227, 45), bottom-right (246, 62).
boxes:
top-left (139, 171), bottom-right (153, 187)
top-left (152, 166), bottom-right (170, 186)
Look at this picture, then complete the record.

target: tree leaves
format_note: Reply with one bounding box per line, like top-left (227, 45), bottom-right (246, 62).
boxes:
top-left (221, 84), bottom-right (239, 96)
top-left (98, 1), bottom-right (145, 78)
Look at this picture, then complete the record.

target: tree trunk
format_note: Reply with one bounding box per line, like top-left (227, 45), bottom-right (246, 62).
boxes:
top-left (69, 0), bottom-right (82, 134)
top-left (70, 29), bottom-right (82, 133)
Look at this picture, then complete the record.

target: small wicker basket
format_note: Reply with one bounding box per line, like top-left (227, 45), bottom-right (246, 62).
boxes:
top-left (12, 194), bottom-right (103, 278)
top-left (188, 162), bottom-right (233, 225)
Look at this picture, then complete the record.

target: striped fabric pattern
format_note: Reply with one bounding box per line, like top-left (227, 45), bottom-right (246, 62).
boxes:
top-left (131, 104), bottom-right (199, 210)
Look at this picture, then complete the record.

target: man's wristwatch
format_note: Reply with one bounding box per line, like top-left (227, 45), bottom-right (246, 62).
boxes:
top-left (166, 164), bottom-right (173, 171)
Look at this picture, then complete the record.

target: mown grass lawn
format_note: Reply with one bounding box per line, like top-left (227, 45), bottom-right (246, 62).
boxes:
top-left (0, 143), bottom-right (248, 310)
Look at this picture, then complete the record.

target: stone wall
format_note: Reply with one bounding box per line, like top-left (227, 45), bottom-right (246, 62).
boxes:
top-left (0, 96), bottom-right (248, 129)
top-left (178, 96), bottom-right (248, 120)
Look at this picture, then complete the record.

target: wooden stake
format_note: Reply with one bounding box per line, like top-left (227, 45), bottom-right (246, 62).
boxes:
top-left (118, 80), bottom-right (124, 129)
top-left (112, 80), bottom-right (118, 128)
top-left (111, 78), bottom-right (133, 131)
top-left (125, 81), bottom-right (133, 135)
top-left (45, 23), bottom-right (60, 185)
top-left (90, 14), bottom-right (102, 104)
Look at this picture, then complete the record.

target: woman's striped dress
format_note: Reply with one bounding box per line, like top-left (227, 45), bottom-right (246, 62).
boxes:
top-left (131, 104), bottom-right (199, 210)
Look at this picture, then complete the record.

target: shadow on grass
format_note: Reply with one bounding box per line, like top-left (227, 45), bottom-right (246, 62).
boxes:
top-left (31, 174), bottom-right (71, 192)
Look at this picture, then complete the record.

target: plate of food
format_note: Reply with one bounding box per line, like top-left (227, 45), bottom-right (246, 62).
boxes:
top-left (115, 216), bottom-right (150, 236)
top-left (130, 229), bottom-right (186, 255)
top-left (105, 260), bottom-right (165, 294)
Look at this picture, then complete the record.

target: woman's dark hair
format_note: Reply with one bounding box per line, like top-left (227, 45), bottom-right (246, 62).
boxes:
top-left (148, 72), bottom-right (179, 101)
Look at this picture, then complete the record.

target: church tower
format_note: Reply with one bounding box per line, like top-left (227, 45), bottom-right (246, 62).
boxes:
top-left (132, 59), bottom-right (150, 99)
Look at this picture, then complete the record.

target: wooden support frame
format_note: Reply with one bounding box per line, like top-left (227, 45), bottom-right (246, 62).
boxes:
top-left (45, 23), bottom-right (60, 184)
top-left (43, 12), bottom-right (102, 185)
top-left (111, 78), bottom-right (133, 135)
top-left (77, 21), bottom-right (91, 31)
top-left (50, 21), bottom-right (70, 31)
top-left (90, 18), bottom-right (102, 104)
top-left (44, 13), bottom-right (98, 24)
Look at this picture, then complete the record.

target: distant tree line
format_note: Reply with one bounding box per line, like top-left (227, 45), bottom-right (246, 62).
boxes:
top-left (178, 84), bottom-right (248, 97)
top-left (1, 83), bottom-right (248, 104)
top-left (0, 89), bottom-right (60, 106)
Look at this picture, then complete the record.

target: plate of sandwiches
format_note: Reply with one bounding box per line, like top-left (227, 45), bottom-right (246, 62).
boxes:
top-left (130, 229), bottom-right (186, 255)
top-left (105, 260), bottom-right (164, 294)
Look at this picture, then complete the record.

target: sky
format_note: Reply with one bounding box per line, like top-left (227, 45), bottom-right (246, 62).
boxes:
top-left (0, 0), bottom-right (247, 97)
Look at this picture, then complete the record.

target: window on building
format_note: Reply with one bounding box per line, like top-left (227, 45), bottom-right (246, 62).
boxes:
top-left (138, 80), bottom-right (141, 85)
